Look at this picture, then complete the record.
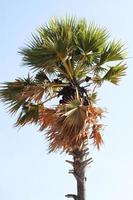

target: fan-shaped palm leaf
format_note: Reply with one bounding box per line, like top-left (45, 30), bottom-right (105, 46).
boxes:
top-left (39, 100), bottom-right (104, 152)
top-left (0, 74), bottom-right (65, 114)
top-left (15, 103), bottom-right (42, 127)
top-left (102, 63), bottom-right (127, 84)
top-left (98, 41), bottom-right (126, 65)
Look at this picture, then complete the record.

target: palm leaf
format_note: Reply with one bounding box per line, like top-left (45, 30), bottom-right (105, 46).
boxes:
top-left (0, 80), bottom-right (27, 114)
top-left (15, 104), bottom-right (42, 127)
top-left (88, 92), bottom-right (97, 103)
top-left (99, 41), bottom-right (126, 65)
top-left (35, 70), bottom-right (50, 82)
top-left (90, 124), bottom-right (103, 150)
top-left (102, 63), bottom-right (127, 84)
top-left (39, 100), bottom-right (104, 152)
top-left (39, 100), bottom-right (88, 152)
top-left (0, 73), bottom-right (67, 114)
top-left (75, 22), bottom-right (109, 56)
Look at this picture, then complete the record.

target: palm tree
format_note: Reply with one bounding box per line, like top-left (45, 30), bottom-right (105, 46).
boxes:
top-left (0, 17), bottom-right (127, 200)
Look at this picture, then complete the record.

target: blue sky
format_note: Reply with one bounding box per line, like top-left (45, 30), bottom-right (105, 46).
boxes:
top-left (0, 0), bottom-right (133, 200)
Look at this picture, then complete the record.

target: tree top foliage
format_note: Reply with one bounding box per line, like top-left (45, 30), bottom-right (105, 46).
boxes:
top-left (0, 17), bottom-right (127, 153)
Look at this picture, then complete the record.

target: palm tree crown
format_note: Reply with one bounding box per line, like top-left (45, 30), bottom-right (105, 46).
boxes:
top-left (0, 17), bottom-right (127, 153)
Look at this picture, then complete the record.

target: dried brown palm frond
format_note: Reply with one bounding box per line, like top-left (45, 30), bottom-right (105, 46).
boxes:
top-left (16, 84), bottom-right (45, 102)
top-left (39, 100), bottom-right (87, 152)
top-left (39, 100), bottom-right (104, 152)
top-left (86, 106), bottom-right (104, 149)
top-left (39, 106), bottom-right (57, 130)
top-left (90, 124), bottom-right (104, 149)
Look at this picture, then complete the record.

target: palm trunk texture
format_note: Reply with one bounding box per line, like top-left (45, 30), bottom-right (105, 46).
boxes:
top-left (65, 148), bottom-right (93, 200)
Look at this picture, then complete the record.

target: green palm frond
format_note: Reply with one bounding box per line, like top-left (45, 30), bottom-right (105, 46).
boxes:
top-left (0, 75), bottom-right (51, 114)
top-left (20, 17), bottom-right (76, 78)
top-left (102, 63), bottom-right (127, 84)
top-left (20, 45), bottom-right (58, 73)
top-left (0, 73), bottom-right (69, 116)
top-left (93, 65), bottom-right (108, 75)
top-left (92, 75), bottom-right (103, 85)
top-left (75, 22), bottom-right (109, 56)
top-left (19, 17), bottom-right (127, 85)
top-left (0, 80), bottom-right (28, 114)
top-left (35, 70), bottom-right (50, 82)
top-left (73, 60), bottom-right (89, 80)
top-left (88, 92), bottom-right (97, 103)
top-left (99, 41), bottom-right (126, 65)
top-left (39, 17), bottom-right (75, 54)
top-left (15, 103), bottom-right (42, 127)
top-left (38, 18), bottom-right (78, 80)
top-left (93, 62), bottom-right (127, 86)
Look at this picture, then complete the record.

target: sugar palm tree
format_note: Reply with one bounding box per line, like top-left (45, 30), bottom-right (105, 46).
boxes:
top-left (0, 17), bottom-right (127, 200)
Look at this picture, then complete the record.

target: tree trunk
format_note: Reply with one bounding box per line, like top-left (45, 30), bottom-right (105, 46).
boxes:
top-left (74, 149), bottom-right (86, 200)
top-left (66, 148), bottom-right (92, 200)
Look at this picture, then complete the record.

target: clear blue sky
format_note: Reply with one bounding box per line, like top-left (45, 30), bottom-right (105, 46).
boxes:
top-left (0, 0), bottom-right (133, 200)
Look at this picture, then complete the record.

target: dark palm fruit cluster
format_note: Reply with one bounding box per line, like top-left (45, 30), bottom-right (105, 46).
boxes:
top-left (83, 96), bottom-right (89, 106)
top-left (58, 85), bottom-right (76, 104)
top-left (79, 87), bottom-right (89, 105)
top-left (53, 78), bottom-right (62, 84)
top-left (79, 87), bottom-right (86, 97)
top-left (85, 76), bottom-right (91, 82)
top-left (58, 85), bottom-right (89, 105)
top-left (57, 76), bottom-right (91, 105)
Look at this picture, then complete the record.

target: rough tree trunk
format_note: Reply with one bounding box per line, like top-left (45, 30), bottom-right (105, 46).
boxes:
top-left (65, 148), bottom-right (93, 200)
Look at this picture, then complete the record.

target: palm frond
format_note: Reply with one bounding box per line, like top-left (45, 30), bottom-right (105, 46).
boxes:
top-left (35, 70), bottom-right (50, 82)
top-left (102, 63), bottom-right (127, 84)
top-left (88, 92), bottom-right (97, 103)
top-left (92, 62), bottom-right (127, 86)
top-left (99, 41), bottom-right (126, 65)
top-left (93, 65), bottom-right (108, 75)
top-left (0, 80), bottom-right (27, 114)
top-left (15, 103), bottom-right (42, 127)
top-left (75, 22), bottom-right (109, 56)
top-left (0, 75), bottom-right (57, 114)
top-left (20, 46), bottom-right (58, 73)
top-left (39, 100), bottom-right (104, 152)
top-left (39, 100), bottom-right (88, 152)
top-left (92, 75), bottom-right (103, 85)
top-left (90, 124), bottom-right (103, 149)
